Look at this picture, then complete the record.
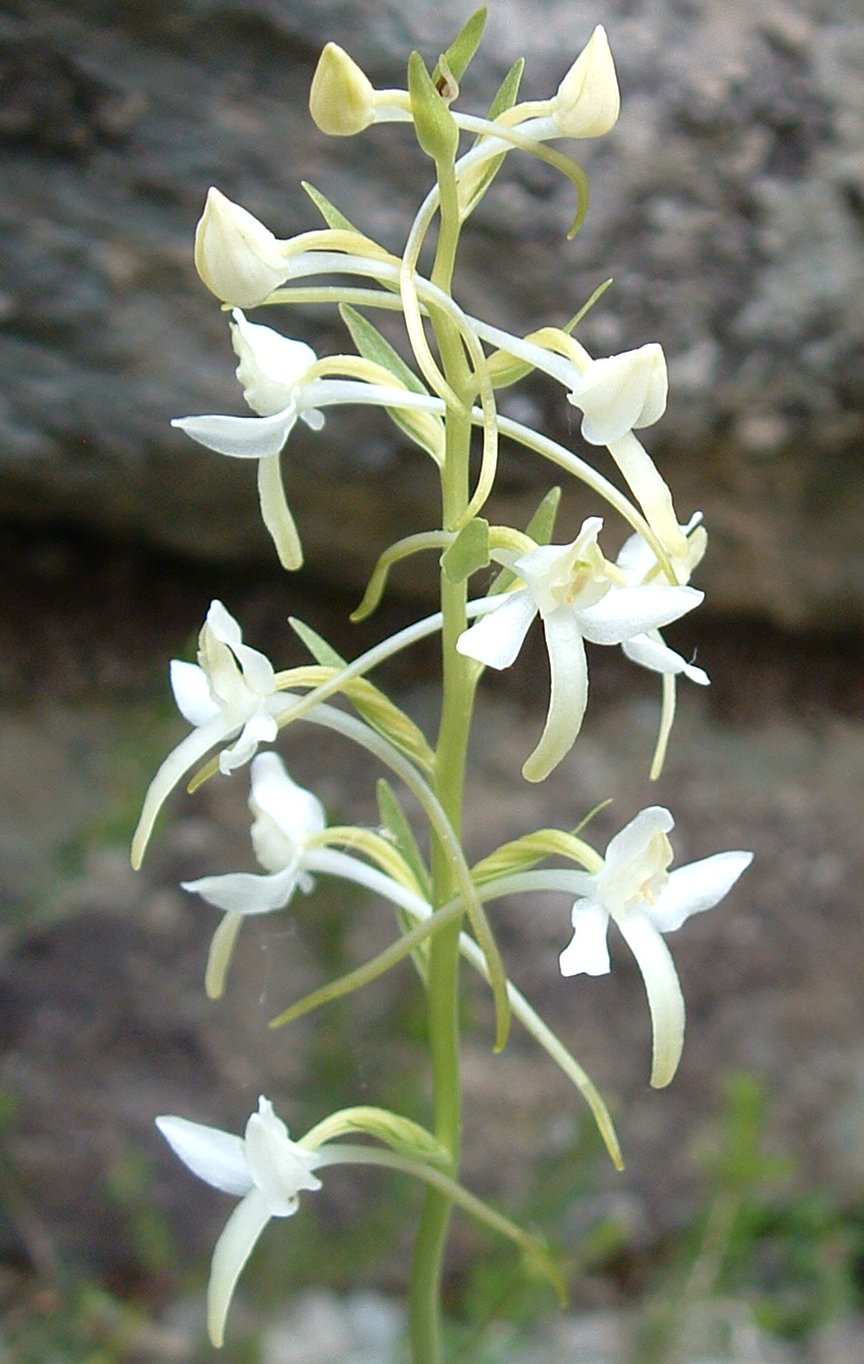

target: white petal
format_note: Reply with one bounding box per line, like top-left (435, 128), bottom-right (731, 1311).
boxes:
top-left (250, 752), bottom-right (327, 842)
top-left (300, 407), bottom-right (326, 432)
top-left (456, 589), bottom-right (537, 669)
top-left (577, 584), bottom-right (702, 646)
top-left (615, 530), bottom-right (656, 581)
top-left (245, 1100), bottom-right (322, 1216)
top-left (170, 660), bottom-right (218, 726)
top-left (131, 714), bottom-right (239, 868)
top-left (172, 407), bottom-right (297, 459)
top-left (649, 850), bottom-right (754, 933)
top-left (230, 309), bottom-right (317, 416)
top-left (155, 1115), bottom-right (252, 1196)
top-left (218, 710), bottom-right (279, 773)
top-left (205, 600), bottom-right (243, 648)
top-left (229, 637), bottom-right (277, 698)
top-left (614, 911), bottom-right (685, 1088)
top-left (182, 865), bottom-right (301, 915)
top-left (603, 806), bottom-right (674, 875)
top-left (257, 452), bottom-right (303, 570)
top-left (522, 608), bottom-right (588, 782)
top-left (208, 1188), bottom-right (272, 1347)
top-left (622, 633), bottom-right (710, 685)
top-left (559, 899), bottom-right (610, 976)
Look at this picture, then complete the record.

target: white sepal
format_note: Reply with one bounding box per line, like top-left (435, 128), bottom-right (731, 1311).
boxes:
top-left (155, 1115), bottom-right (252, 1197)
top-left (559, 901), bottom-right (611, 977)
top-left (622, 633), bottom-right (709, 686)
top-left (170, 660), bottom-right (218, 727)
top-left (577, 585), bottom-right (703, 646)
top-left (649, 851), bottom-right (754, 934)
top-left (456, 589), bottom-right (537, 670)
top-left (172, 407), bottom-right (298, 459)
top-left (182, 865), bottom-right (301, 916)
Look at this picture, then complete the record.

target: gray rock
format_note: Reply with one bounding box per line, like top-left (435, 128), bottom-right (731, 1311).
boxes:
top-left (260, 1291), bottom-right (404, 1364)
top-left (1, 0), bottom-right (863, 626)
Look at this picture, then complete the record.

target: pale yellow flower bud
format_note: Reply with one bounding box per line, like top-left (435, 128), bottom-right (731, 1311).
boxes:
top-left (193, 187), bottom-right (288, 307)
top-left (310, 42), bottom-right (376, 136)
top-left (554, 26), bottom-right (620, 138)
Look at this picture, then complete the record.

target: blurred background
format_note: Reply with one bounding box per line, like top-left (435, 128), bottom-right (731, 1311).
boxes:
top-left (1, 0), bottom-right (864, 1359)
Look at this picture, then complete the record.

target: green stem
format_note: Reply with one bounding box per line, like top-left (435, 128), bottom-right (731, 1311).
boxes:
top-left (409, 151), bottom-right (477, 1364)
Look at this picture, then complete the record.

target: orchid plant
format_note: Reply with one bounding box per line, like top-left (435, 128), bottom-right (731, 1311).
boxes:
top-left (135, 12), bottom-right (753, 1361)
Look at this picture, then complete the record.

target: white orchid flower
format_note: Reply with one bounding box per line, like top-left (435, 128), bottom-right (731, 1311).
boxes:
top-left (558, 806), bottom-right (753, 1086)
top-left (183, 751), bottom-right (434, 995)
top-left (156, 1091), bottom-right (549, 1349)
top-left (172, 310), bottom-right (446, 569)
top-left (170, 600), bottom-right (281, 774)
top-left (156, 1097), bottom-right (325, 1346)
top-left (132, 602), bottom-right (288, 869)
top-left (456, 518), bottom-right (702, 781)
top-left (193, 187), bottom-right (396, 308)
top-left (172, 310), bottom-right (322, 570)
top-left (470, 319), bottom-right (667, 449)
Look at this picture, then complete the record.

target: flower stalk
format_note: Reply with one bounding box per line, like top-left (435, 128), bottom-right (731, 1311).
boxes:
top-left (134, 15), bottom-right (754, 1361)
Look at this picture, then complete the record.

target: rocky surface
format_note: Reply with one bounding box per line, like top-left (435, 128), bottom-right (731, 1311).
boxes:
top-left (1, 0), bottom-right (863, 626)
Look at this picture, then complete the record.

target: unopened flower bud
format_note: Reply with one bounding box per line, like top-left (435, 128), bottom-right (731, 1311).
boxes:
top-left (310, 42), bottom-right (376, 136)
top-left (554, 26), bottom-right (620, 138)
top-left (194, 187), bottom-right (289, 307)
